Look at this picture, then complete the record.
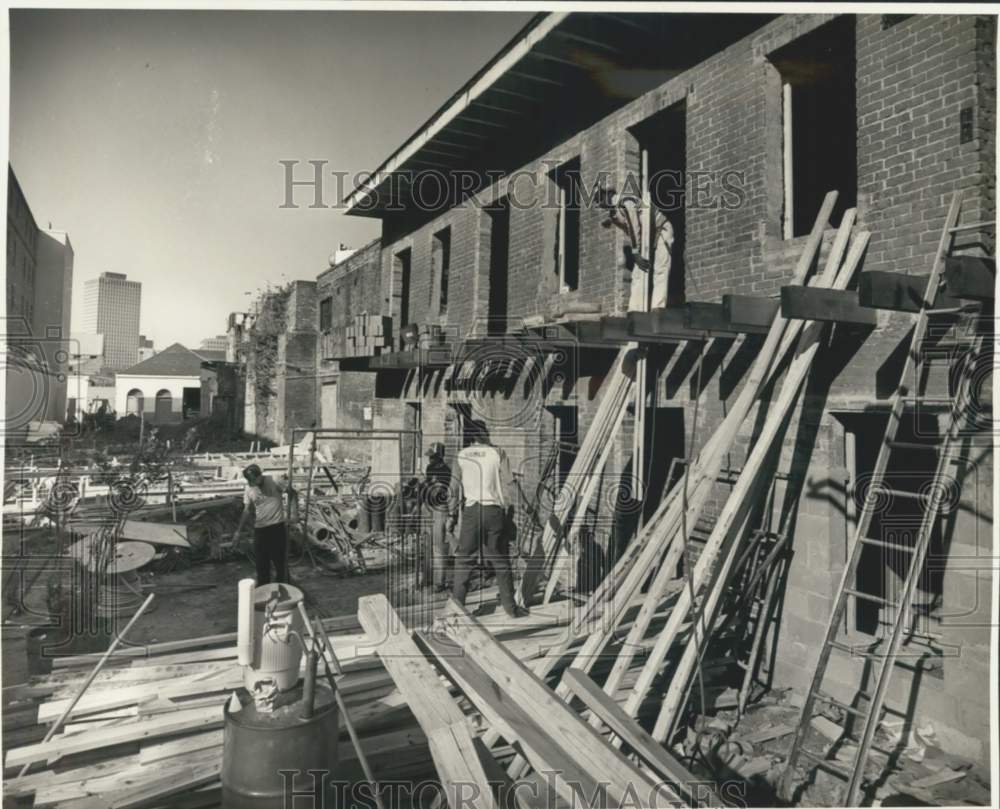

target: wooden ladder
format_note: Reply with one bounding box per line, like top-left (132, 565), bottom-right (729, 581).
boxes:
top-left (779, 190), bottom-right (992, 805)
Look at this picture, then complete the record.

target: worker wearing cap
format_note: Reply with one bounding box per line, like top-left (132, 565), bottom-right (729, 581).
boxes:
top-left (232, 464), bottom-right (297, 585)
top-left (420, 442), bottom-right (453, 591)
top-left (448, 420), bottom-right (529, 618)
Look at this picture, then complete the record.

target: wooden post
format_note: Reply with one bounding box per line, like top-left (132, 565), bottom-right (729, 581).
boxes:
top-left (782, 82), bottom-right (794, 239)
top-left (844, 429), bottom-right (857, 634)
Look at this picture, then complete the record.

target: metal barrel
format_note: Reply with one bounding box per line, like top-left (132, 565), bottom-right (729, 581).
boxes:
top-left (222, 683), bottom-right (339, 808)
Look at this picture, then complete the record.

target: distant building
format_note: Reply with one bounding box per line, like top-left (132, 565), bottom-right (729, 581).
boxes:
top-left (5, 166), bottom-right (74, 433)
top-left (138, 334), bottom-right (156, 362)
top-left (82, 271), bottom-right (141, 370)
top-left (114, 342), bottom-right (225, 423)
top-left (66, 333), bottom-right (113, 419)
top-left (197, 334), bottom-right (228, 353)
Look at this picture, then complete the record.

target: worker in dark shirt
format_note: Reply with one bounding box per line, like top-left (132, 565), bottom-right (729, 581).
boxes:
top-left (420, 442), bottom-right (453, 591)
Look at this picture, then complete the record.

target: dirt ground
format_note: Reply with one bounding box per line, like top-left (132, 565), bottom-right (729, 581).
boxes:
top-left (1, 545), bottom-right (387, 688)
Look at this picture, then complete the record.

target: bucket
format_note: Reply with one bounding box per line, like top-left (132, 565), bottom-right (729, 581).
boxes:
top-left (222, 683), bottom-right (339, 808)
top-left (245, 583), bottom-right (304, 693)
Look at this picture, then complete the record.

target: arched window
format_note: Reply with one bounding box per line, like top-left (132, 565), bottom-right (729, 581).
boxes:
top-left (126, 389), bottom-right (143, 415)
top-left (155, 389), bottom-right (173, 421)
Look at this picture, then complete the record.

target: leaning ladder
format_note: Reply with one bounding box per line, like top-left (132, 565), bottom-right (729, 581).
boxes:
top-left (779, 191), bottom-right (992, 805)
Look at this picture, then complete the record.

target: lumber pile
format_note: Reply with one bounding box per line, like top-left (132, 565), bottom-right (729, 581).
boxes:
top-left (2, 596), bottom-right (578, 808)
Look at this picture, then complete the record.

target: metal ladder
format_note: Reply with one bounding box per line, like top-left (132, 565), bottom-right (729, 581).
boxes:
top-left (779, 191), bottom-right (992, 805)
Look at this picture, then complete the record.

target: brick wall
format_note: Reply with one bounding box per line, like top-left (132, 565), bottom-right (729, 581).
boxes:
top-left (333, 12), bottom-right (994, 758)
top-left (314, 239), bottom-right (382, 432)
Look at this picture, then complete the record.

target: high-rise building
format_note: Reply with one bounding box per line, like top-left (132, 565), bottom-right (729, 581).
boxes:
top-left (197, 335), bottom-right (228, 353)
top-left (81, 271), bottom-right (141, 370)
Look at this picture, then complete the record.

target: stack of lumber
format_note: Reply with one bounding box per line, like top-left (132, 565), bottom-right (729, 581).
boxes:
top-left (2, 597), bottom-right (579, 808)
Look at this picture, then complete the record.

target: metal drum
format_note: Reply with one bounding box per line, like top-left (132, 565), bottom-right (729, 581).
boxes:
top-left (222, 682), bottom-right (339, 808)
top-left (246, 582), bottom-right (304, 693)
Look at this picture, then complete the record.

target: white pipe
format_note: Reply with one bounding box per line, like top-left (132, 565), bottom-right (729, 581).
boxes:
top-left (236, 578), bottom-right (255, 666)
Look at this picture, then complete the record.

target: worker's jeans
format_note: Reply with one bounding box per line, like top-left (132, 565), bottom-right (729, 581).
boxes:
top-left (421, 507), bottom-right (452, 587)
top-left (254, 522), bottom-right (288, 585)
top-left (452, 504), bottom-right (516, 614)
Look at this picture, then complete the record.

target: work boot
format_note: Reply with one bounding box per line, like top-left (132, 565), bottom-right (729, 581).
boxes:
top-left (504, 605), bottom-right (530, 619)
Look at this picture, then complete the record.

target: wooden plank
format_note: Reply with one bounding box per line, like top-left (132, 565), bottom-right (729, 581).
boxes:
top-left (4, 706), bottom-right (224, 768)
top-left (626, 308), bottom-right (687, 340)
top-left (436, 601), bottom-right (674, 806)
top-left (944, 255), bottom-right (995, 299)
top-left (858, 271), bottom-right (961, 313)
top-left (512, 198), bottom-right (850, 759)
top-left (357, 594), bottom-right (496, 809)
top-left (420, 633), bottom-right (603, 808)
top-left (780, 286), bottom-right (877, 326)
top-left (119, 520), bottom-right (190, 548)
top-left (653, 229), bottom-right (870, 740)
top-left (38, 667), bottom-right (238, 722)
top-left (723, 294), bottom-right (780, 328)
top-left (686, 301), bottom-right (769, 335)
top-left (560, 668), bottom-right (718, 807)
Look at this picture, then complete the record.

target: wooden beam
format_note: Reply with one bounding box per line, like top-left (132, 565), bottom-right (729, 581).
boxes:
top-left (419, 633), bottom-right (605, 808)
top-left (357, 595), bottom-right (497, 809)
top-left (944, 255), bottom-right (995, 300)
top-left (560, 668), bottom-right (719, 807)
top-left (687, 302), bottom-right (770, 335)
top-left (780, 286), bottom-right (878, 326)
top-left (857, 272), bottom-right (959, 313)
top-left (723, 294), bottom-right (780, 328)
top-left (435, 601), bottom-right (676, 806)
top-left (600, 315), bottom-right (631, 342)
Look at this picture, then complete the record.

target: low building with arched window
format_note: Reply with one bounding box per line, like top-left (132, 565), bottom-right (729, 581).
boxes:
top-left (113, 343), bottom-right (225, 423)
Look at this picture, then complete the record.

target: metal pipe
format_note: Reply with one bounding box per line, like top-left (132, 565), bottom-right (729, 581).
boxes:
top-left (301, 648), bottom-right (318, 719)
top-left (297, 602), bottom-right (386, 809)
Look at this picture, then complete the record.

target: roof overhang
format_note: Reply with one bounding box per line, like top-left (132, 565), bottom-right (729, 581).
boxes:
top-left (346, 11), bottom-right (777, 217)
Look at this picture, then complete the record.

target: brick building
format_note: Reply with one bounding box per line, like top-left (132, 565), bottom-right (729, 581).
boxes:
top-left (304, 12), bottom-right (997, 763)
top-left (5, 166), bottom-right (75, 432)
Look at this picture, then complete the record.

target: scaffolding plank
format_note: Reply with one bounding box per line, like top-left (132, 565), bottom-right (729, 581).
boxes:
top-left (781, 287), bottom-right (877, 326)
top-left (943, 255), bottom-right (995, 299)
top-left (858, 271), bottom-right (959, 313)
top-left (723, 294), bottom-right (780, 328)
top-left (686, 301), bottom-right (768, 334)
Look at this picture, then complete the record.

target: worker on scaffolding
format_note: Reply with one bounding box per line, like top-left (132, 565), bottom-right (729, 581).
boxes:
top-left (448, 420), bottom-right (529, 618)
top-left (595, 179), bottom-right (681, 308)
top-left (232, 463), bottom-right (297, 585)
top-left (419, 442), bottom-right (453, 592)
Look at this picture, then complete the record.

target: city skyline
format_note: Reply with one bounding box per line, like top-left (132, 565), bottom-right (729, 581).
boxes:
top-left (9, 9), bottom-right (532, 349)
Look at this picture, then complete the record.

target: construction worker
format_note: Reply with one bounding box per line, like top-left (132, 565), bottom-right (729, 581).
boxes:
top-left (232, 463), bottom-right (297, 585)
top-left (448, 420), bottom-right (529, 618)
top-left (596, 181), bottom-right (680, 308)
top-left (420, 442), bottom-right (453, 591)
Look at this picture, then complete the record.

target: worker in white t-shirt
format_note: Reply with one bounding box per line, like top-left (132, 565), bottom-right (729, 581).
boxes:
top-left (232, 464), bottom-right (297, 585)
top-left (448, 420), bottom-right (529, 618)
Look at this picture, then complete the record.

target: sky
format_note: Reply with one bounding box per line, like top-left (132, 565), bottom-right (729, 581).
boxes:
top-left (9, 8), bottom-right (532, 349)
